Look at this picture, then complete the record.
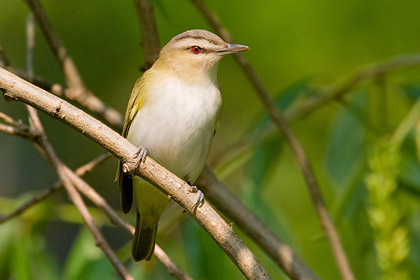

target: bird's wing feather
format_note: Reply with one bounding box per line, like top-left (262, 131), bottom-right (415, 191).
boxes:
top-left (122, 73), bottom-right (148, 137)
top-left (117, 72), bottom-right (149, 213)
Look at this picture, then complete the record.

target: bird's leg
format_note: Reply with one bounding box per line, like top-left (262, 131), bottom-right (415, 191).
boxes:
top-left (133, 146), bottom-right (148, 164)
top-left (187, 181), bottom-right (205, 209)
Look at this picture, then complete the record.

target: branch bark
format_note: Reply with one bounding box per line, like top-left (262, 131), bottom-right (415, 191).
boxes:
top-left (0, 67), bottom-right (271, 280)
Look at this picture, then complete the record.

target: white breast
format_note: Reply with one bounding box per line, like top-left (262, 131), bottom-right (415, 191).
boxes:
top-left (126, 74), bottom-right (222, 183)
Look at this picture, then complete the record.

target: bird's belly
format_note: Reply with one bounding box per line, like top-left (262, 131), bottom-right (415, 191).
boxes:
top-left (126, 87), bottom-right (220, 183)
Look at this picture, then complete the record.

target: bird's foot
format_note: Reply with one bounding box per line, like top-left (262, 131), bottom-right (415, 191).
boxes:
top-left (187, 182), bottom-right (205, 209)
top-left (133, 146), bottom-right (148, 165)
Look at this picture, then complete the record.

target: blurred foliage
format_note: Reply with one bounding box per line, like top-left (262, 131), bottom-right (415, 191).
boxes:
top-left (1, 0), bottom-right (420, 279)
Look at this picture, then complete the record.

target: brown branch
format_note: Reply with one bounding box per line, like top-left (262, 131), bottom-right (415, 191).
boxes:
top-left (189, 1), bottom-right (354, 279)
top-left (0, 67), bottom-right (271, 279)
top-left (0, 123), bottom-right (30, 138)
top-left (133, 0), bottom-right (161, 69)
top-left (23, 0), bottom-right (123, 130)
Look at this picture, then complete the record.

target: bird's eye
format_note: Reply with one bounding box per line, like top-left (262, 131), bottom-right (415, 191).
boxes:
top-left (191, 46), bottom-right (202, 54)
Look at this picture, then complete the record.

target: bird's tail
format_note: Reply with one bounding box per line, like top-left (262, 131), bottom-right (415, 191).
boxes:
top-left (132, 210), bottom-right (157, 261)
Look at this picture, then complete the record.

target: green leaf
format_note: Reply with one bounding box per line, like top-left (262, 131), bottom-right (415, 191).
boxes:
top-left (401, 84), bottom-right (420, 101)
top-left (324, 90), bottom-right (367, 190)
top-left (399, 131), bottom-right (420, 195)
top-left (11, 225), bottom-right (31, 280)
top-left (241, 134), bottom-right (293, 244)
top-left (252, 79), bottom-right (313, 136)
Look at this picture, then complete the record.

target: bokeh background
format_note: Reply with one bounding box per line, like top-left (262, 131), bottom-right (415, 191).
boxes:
top-left (1, 0), bottom-right (420, 279)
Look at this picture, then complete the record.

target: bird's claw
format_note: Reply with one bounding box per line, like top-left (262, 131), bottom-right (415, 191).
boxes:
top-left (133, 146), bottom-right (147, 164)
top-left (187, 184), bottom-right (205, 208)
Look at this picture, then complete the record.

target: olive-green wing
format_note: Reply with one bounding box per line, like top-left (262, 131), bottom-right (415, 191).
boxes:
top-left (117, 73), bottom-right (149, 213)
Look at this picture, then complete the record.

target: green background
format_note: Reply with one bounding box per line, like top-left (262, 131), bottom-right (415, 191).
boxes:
top-left (1, 0), bottom-right (420, 279)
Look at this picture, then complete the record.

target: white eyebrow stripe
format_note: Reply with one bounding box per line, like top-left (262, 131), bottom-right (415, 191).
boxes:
top-left (174, 35), bottom-right (223, 46)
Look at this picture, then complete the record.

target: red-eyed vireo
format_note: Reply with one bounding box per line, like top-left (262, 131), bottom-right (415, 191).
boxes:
top-left (117, 29), bottom-right (249, 261)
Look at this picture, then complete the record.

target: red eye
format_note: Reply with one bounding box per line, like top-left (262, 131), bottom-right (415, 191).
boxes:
top-left (191, 46), bottom-right (201, 54)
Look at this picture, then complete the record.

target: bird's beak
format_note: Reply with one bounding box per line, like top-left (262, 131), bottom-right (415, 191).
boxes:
top-left (216, 43), bottom-right (249, 54)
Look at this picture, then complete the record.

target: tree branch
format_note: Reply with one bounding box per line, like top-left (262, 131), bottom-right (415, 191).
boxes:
top-left (0, 67), bottom-right (271, 280)
top-left (190, 1), bottom-right (354, 279)
top-left (133, 0), bottom-right (161, 69)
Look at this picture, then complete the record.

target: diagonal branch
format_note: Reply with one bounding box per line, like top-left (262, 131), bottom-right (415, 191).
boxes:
top-left (189, 1), bottom-right (354, 279)
top-left (0, 67), bottom-right (271, 279)
top-left (133, 0), bottom-right (161, 70)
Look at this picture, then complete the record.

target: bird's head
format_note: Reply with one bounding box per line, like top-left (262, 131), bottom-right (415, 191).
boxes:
top-left (156, 29), bottom-right (249, 83)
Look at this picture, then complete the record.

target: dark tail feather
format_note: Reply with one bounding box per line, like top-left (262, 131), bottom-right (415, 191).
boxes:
top-left (118, 162), bottom-right (133, 214)
top-left (132, 211), bottom-right (157, 261)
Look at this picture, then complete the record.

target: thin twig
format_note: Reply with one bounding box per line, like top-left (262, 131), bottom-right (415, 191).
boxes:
top-left (0, 112), bottom-right (29, 132)
top-left (23, 0), bottom-right (123, 129)
top-left (0, 123), bottom-right (30, 138)
top-left (26, 14), bottom-right (35, 81)
top-left (133, 0), bottom-right (161, 70)
top-left (189, 1), bottom-right (354, 279)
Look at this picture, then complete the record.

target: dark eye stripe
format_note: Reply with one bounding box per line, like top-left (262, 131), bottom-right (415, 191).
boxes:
top-left (185, 47), bottom-right (209, 53)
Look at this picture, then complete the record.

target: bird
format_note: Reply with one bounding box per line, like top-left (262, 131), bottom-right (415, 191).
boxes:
top-left (117, 29), bottom-right (249, 262)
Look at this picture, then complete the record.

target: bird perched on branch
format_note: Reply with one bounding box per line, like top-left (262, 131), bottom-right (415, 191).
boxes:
top-left (117, 29), bottom-right (248, 261)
